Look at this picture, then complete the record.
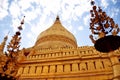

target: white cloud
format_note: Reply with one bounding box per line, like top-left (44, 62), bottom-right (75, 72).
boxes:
top-left (72, 15), bottom-right (78, 21)
top-left (9, 0), bottom-right (40, 32)
top-left (78, 26), bottom-right (83, 31)
top-left (84, 14), bottom-right (90, 26)
top-left (60, 0), bottom-right (86, 21)
top-left (110, 8), bottom-right (119, 18)
top-left (11, 18), bottom-right (21, 32)
top-left (23, 10), bottom-right (39, 22)
top-left (18, 0), bottom-right (33, 11)
top-left (0, 0), bottom-right (9, 20)
top-left (101, 0), bottom-right (109, 9)
top-left (74, 0), bottom-right (90, 17)
top-left (26, 32), bottom-right (33, 39)
top-left (9, 1), bottom-right (21, 18)
top-left (2, 29), bottom-right (9, 36)
top-left (111, 0), bottom-right (117, 4)
top-left (73, 30), bottom-right (77, 35)
top-left (60, 1), bottom-right (73, 21)
top-left (40, 0), bottom-right (61, 14)
top-left (8, 0), bottom-right (61, 32)
top-left (0, 0), bottom-right (8, 10)
top-left (60, 0), bottom-right (90, 36)
top-left (0, 10), bottom-right (8, 20)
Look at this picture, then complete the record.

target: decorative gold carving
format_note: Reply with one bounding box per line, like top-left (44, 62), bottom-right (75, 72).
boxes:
top-left (36, 35), bottom-right (77, 48)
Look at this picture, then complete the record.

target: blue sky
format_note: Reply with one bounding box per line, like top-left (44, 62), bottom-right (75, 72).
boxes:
top-left (0, 0), bottom-right (120, 49)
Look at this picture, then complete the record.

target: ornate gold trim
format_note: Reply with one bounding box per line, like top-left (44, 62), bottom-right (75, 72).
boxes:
top-left (35, 35), bottom-right (77, 47)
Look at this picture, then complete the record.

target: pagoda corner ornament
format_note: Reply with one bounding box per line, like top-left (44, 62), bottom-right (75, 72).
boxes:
top-left (0, 16), bottom-right (25, 80)
top-left (89, 0), bottom-right (120, 52)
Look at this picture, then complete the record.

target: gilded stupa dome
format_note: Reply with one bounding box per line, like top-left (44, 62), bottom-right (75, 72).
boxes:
top-left (35, 16), bottom-right (77, 49)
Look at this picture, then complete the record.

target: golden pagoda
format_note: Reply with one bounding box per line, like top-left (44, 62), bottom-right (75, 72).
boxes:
top-left (14, 16), bottom-right (120, 80)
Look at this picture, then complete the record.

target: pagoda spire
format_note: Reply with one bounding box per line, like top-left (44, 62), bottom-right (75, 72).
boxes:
top-left (56, 15), bottom-right (59, 21)
top-left (0, 16), bottom-right (25, 80)
top-left (54, 15), bottom-right (61, 24)
top-left (7, 16), bottom-right (25, 56)
top-left (0, 34), bottom-right (8, 54)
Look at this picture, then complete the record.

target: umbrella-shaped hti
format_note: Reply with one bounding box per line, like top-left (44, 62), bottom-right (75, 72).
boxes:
top-left (89, 0), bottom-right (120, 53)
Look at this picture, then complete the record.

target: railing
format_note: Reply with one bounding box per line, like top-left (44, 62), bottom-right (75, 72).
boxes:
top-left (26, 46), bottom-right (98, 59)
top-left (27, 49), bottom-right (77, 60)
top-left (18, 59), bottom-right (112, 75)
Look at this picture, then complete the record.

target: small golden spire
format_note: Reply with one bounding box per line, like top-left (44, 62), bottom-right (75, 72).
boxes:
top-left (20, 16), bottom-right (25, 24)
top-left (0, 36), bottom-right (8, 54)
top-left (18, 16), bottom-right (25, 31)
top-left (0, 16), bottom-right (25, 79)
